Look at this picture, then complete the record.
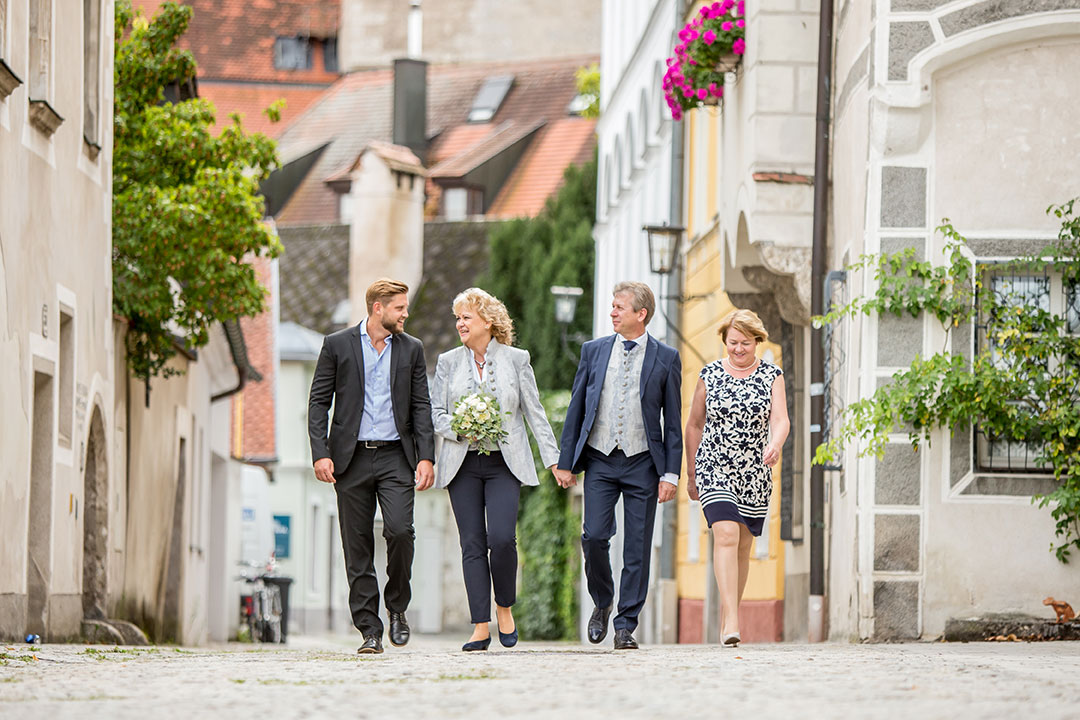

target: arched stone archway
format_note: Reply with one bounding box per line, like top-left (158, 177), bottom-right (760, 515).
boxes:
top-left (82, 405), bottom-right (108, 620)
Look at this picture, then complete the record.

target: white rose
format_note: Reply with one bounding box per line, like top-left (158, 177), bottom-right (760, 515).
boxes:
top-left (477, 402), bottom-right (488, 412)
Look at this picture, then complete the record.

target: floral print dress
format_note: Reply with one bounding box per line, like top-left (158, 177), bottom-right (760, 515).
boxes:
top-left (694, 359), bottom-right (782, 536)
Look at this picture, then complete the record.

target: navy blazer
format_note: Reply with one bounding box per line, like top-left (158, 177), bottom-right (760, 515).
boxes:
top-left (557, 334), bottom-right (682, 478)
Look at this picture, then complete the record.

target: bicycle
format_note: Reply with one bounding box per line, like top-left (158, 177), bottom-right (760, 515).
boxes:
top-left (236, 557), bottom-right (283, 643)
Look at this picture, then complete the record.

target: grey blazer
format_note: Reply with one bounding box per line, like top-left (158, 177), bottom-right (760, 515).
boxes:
top-left (431, 340), bottom-right (560, 489)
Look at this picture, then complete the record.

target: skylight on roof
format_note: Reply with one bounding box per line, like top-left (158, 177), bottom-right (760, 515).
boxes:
top-left (468, 75), bottom-right (514, 123)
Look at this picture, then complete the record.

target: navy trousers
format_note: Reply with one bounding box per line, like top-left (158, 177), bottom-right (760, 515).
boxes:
top-left (581, 446), bottom-right (658, 633)
top-left (447, 451), bottom-right (521, 624)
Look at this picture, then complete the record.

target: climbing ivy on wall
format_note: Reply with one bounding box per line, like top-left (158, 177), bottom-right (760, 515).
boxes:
top-left (815, 201), bottom-right (1080, 562)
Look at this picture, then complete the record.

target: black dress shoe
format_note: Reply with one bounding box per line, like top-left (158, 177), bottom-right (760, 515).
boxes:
top-left (388, 611), bottom-right (410, 647)
top-left (357, 635), bottom-right (384, 654)
top-left (588, 605), bottom-right (613, 644)
top-left (613, 629), bottom-right (638, 650)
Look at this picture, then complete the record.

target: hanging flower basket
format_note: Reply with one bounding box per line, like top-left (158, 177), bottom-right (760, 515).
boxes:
top-left (663, 0), bottom-right (746, 120)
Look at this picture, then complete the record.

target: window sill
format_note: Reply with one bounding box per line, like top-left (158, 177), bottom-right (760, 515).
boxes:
top-left (83, 135), bottom-right (102, 161)
top-left (0, 58), bottom-right (22, 100)
top-left (28, 99), bottom-right (64, 137)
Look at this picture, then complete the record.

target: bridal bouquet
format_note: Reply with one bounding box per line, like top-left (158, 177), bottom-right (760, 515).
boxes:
top-left (450, 392), bottom-right (509, 455)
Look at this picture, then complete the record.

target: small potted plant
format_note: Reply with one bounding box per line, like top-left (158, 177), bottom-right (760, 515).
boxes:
top-left (663, 0), bottom-right (746, 120)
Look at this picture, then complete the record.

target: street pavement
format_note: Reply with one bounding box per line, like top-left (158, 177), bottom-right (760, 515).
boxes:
top-left (2, 633), bottom-right (1079, 719)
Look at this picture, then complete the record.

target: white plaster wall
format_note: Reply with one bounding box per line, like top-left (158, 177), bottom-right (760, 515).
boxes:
top-left (933, 40), bottom-right (1080, 233)
top-left (0, 0), bottom-right (116, 639)
top-left (348, 154), bottom-right (425, 326)
top-left (594, 0), bottom-right (675, 341)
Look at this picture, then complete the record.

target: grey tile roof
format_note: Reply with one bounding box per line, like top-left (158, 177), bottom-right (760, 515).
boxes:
top-left (407, 220), bottom-right (501, 373)
top-left (277, 223), bottom-right (350, 336)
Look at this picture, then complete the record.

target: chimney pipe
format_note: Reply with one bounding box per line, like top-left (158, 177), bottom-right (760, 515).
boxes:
top-left (393, 58), bottom-right (428, 162)
top-left (408, 0), bottom-right (423, 59)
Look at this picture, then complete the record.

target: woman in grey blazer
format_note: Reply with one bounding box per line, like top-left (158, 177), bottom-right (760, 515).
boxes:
top-left (431, 288), bottom-right (560, 651)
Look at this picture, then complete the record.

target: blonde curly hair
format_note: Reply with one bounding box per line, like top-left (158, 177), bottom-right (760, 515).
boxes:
top-left (452, 287), bottom-right (515, 346)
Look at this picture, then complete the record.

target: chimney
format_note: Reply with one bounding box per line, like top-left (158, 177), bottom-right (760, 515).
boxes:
top-left (407, 0), bottom-right (423, 59)
top-left (393, 58), bottom-right (427, 163)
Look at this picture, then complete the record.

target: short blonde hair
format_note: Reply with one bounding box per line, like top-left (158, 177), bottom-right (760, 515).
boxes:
top-left (613, 281), bottom-right (656, 325)
top-left (452, 287), bottom-right (515, 346)
top-left (718, 308), bottom-right (769, 343)
top-left (366, 278), bottom-right (409, 313)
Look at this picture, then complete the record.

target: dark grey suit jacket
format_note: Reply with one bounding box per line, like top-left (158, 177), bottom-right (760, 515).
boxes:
top-left (307, 324), bottom-right (436, 473)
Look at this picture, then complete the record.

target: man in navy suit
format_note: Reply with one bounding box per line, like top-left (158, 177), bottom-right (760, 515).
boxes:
top-left (554, 281), bottom-right (682, 650)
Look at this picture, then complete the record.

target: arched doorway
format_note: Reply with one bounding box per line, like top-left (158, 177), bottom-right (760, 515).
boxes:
top-left (82, 406), bottom-right (108, 620)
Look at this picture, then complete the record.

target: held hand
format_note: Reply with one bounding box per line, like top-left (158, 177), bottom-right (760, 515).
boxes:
top-left (763, 442), bottom-right (782, 467)
top-left (314, 457), bottom-right (336, 484)
top-left (658, 481), bottom-right (677, 504)
top-left (686, 477), bottom-right (699, 502)
top-left (553, 468), bottom-right (578, 488)
top-left (415, 460), bottom-right (435, 491)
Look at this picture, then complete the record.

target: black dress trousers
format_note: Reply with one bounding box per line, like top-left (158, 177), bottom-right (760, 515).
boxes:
top-left (334, 442), bottom-right (415, 638)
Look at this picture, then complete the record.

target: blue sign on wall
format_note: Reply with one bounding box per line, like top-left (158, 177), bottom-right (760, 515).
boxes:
top-left (273, 515), bottom-right (291, 559)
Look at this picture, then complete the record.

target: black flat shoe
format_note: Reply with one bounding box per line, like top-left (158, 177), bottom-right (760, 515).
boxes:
top-left (357, 635), bottom-right (384, 654)
top-left (613, 629), bottom-right (638, 650)
top-left (462, 637), bottom-right (491, 652)
top-left (588, 605), bottom-right (613, 644)
top-left (498, 628), bottom-right (518, 648)
top-left (388, 611), bottom-right (410, 647)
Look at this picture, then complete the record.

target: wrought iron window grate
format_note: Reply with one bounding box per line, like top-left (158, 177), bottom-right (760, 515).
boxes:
top-left (973, 268), bottom-right (1050, 472)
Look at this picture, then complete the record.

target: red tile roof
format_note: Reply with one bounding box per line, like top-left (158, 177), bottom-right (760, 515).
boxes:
top-left (488, 116), bottom-right (596, 218)
top-left (136, 0), bottom-right (341, 84)
top-left (274, 55), bottom-right (599, 226)
top-left (198, 81), bottom-right (326, 137)
top-left (233, 255), bottom-right (277, 462)
top-left (428, 119), bottom-right (545, 179)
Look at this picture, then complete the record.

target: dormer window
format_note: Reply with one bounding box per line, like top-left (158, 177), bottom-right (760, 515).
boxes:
top-left (274, 36), bottom-right (312, 70)
top-left (468, 75), bottom-right (513, 123)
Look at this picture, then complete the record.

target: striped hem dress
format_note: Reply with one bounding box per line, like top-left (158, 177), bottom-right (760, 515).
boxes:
top-left (694, 358), bottom-right (782, 536)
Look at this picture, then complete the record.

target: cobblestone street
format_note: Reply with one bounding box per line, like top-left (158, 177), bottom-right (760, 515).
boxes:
top-left (2, 635), bottom-right (1079, 719)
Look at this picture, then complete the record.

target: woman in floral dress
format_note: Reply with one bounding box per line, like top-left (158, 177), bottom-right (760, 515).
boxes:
top-left (685, 309), bottom-right (790, 647)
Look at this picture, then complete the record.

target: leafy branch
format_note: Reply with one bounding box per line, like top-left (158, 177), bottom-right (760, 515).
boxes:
top-left (815, 202), bottom-right (1080, 562)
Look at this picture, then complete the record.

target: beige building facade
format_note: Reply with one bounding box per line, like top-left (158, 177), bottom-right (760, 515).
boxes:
top-left (827, 0), bottom-right (1080, 640)
top-left (0, 0), bottom-right (117, 641)
top-left (340, 0), bottom-right (601, 70)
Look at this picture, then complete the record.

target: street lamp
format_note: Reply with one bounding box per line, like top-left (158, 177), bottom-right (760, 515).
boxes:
top-left (642, 223), bottom-right (685, 275)
top-left (551, 285), bottom-right (586, 361)
top-left (551, 285), bottom-right (584, 324)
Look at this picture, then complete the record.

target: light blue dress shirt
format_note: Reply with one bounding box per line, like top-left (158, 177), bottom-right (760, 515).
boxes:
top-left (357, 319), bottom-right (400, 441)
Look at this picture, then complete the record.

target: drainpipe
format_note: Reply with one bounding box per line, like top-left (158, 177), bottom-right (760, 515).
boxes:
top-left (809, 0), bottom-right (835, 643)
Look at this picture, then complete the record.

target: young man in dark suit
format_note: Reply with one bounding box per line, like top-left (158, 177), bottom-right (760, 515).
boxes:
top-left (307, 279), bottom-right (435, 654)
top-left (554, 281), bottom-right (682, 650)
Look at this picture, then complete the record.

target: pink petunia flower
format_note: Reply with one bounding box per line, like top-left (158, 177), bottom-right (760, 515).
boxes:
top-left (703, 29), bottom-right (717, 46)
top-left (733, 37), bottom-right (746, 54)
top-left (722, 20), bottom-right (733, 31)
top-left (697, 88), bottom-right (707, 100)
top-left (737, 1), bottom-right (745, 14)
top-left (682, 87), bottom-right (694, 98)
top-left (736, 18), bottom-right (745, 28)
top-left (708, 82), bottom-right (721, 97)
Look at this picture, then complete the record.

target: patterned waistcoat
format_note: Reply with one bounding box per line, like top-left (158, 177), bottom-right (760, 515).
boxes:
top-left (587, 340), bottom-right (647, 456)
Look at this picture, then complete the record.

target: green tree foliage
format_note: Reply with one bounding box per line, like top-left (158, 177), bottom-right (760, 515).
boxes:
top-left (816, 201), bottom-right (1080, 562)
top-left (482, 155), bottom-right (597, 390)
top-left (517, 391), bottom-right (580, 640)
top-left (574, 63), bottom-right (600, 119)
top-left (113, 1), bottom-right (282, 381)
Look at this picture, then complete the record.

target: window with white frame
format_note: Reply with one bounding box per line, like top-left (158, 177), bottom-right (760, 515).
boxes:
top-left (83, 0), bottom-right (101, 146)
top-left (973, 265), bottom-right (1075, 473)
top-left (29, 0), bottom-right (50, 99)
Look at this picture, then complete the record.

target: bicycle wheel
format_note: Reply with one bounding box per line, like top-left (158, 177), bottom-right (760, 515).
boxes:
top-left (247, 590), bottom-right (261, 642)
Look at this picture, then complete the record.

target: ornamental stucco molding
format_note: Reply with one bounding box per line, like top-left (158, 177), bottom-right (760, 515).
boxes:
top-left (742, 242), bottom-right (812, 325)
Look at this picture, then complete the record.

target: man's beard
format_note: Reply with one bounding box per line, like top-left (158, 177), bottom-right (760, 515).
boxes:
top-left (382, 315), bottom-right (405, 335)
